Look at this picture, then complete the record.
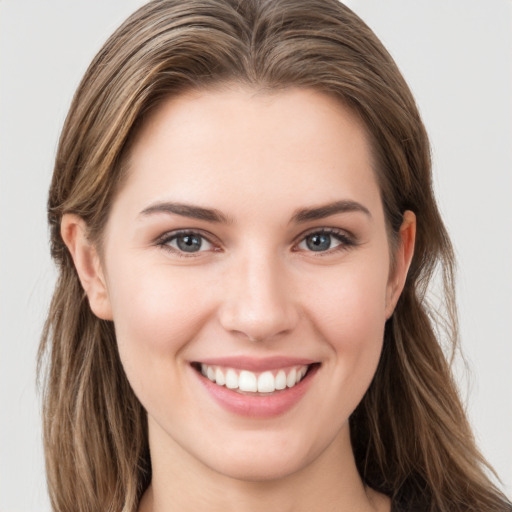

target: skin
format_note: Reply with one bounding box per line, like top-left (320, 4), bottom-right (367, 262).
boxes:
top-left (62, 86), bottom-right (415, 512)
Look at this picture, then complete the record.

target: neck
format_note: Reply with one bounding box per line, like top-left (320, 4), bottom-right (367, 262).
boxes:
top-left (138, 422), bottom-right (389, 512)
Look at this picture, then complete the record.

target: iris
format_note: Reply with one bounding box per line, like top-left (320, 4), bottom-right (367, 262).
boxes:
top-left (305, 233), bottom-right (332, 252)
top-left (176, 234), bottom-right (203, 252)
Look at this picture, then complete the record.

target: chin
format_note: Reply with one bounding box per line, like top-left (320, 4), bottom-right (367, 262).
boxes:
top-left (206, 450), bottom-right (312, 483)
top-left (189, 426), bottom-right (335, 483)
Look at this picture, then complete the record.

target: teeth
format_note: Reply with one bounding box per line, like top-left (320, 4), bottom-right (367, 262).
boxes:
top-left (225, 369), bottom-right (238, 389)
top-left (215, 367), bottom-right (225, 386)
top-left (286, 368), bottom-right (297, 388)
top-left (275, 370), bottom-right (287, 390)
top-left (198, 364), bottom-right (310, 393)
top-left (257, 371), bottom-right (275, 393)
top-left (239, 370), bottom-right (258, 392)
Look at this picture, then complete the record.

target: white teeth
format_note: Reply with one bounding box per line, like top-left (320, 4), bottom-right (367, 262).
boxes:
top-left (286, 368), bottom-right (297, 388)
top-left (215, 367), bottom-right (225, 386)
top-left (239, 370), bottom-right (258, 392)
top-left (225, 369), bottom-right (239, 389)
top-left (199, 364), bottom-right (310, 393)
top-left (275, 370), bottom-right (287, 390)
top-left (257, 371), bottom-right (275, 393)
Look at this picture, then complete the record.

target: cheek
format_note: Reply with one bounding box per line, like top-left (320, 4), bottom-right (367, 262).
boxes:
top-left (307, 259), bottom-right (388, 340)
top-left (105, 262), bottom-right (215, 388)
top-left (304, 260), bottom-right (389, 394)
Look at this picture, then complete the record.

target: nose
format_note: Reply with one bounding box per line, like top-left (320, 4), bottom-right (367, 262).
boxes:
top-left (218, 249), bottom-right (300, 343)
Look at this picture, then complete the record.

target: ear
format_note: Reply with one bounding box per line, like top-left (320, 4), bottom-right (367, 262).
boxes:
top-left (61, 214), bottom-right (113, 320)
top-left (385, 210), bottom-right (416, 319)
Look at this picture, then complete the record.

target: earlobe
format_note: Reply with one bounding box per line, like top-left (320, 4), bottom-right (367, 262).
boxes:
top-left (385, 210), bottom-right (416, 319)
top-left (60, 214), bottom-right (113, 320)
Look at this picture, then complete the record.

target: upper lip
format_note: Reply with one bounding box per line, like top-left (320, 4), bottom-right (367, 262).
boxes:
top-left (192, 356), bottom-right (317, 372)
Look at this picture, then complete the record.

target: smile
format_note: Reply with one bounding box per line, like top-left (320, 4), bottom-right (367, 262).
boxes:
top-left (199, 364), bottom-right (309, 393)
top-left (191, 359), bottom-right (320, 418)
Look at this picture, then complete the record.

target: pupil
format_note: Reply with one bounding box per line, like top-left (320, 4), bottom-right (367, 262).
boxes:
top-left (177, 234), bottom-right (202, 252)
top-left (306, 233), bottom-right (331, 251)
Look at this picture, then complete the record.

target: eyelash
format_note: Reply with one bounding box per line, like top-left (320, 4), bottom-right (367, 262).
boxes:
top-left (155, 228), bottom-right (356, 258)
top-left (294, 228), bottom-right (356, 256)
top-left (155, 230), bottom-right (218, 258)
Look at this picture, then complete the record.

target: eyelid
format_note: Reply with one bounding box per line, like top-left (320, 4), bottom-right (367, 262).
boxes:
top-left (153, 226), bottom-right (357, 257)
top-left (155, 229), bottom-right (220, 256)
top-left (293, 227), bottom-right (357, 253)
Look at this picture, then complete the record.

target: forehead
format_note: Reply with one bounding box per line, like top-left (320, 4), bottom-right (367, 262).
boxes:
top-left (118, 86), bottom-right (382, 221)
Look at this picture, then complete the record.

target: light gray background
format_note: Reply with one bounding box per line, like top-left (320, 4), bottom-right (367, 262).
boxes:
top-left (1, 1), bottom-right (510, 510)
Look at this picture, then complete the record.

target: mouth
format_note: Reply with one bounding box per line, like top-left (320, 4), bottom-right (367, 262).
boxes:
top-left (190, 359), bottom-right (320, 417)
top-left (191, 362), bottom-right (318, 395)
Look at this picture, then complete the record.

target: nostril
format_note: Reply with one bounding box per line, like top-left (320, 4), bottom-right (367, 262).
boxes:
top-left (219, 313), bottom-right (300, 345)
top-left (217, 270), bottom-right (300, 342)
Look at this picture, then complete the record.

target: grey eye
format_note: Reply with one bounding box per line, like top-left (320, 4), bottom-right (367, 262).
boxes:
top-left (178, 234), bottom-right (202, 252)
top-left (305, 233), bottom-right (333, 252)
top-left (297, 230), bottom-right (350, 253)
top-left (167, 233), bottom-right (213, 253)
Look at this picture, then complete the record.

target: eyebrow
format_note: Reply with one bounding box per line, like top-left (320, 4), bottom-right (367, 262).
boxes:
top-left (140, 201), bottom-right (232, 223)
top-left (290, 200), bottom-right (371, 223)
top-left (139, 199), bottom-right (371, 224)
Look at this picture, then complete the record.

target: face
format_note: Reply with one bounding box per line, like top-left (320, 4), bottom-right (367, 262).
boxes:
top-left (67, 86), bottom-right (414, 482)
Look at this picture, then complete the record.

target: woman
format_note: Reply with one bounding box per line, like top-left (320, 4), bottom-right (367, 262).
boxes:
top-left (39, 0), bottom-right (512, 511)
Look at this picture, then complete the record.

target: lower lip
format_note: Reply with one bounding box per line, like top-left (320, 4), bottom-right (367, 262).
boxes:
top-left (194, 365), bottom-right (319, 418)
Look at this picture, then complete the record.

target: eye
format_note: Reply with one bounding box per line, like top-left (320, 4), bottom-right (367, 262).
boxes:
top-left (158, 230), bottom-right (215, 255)
top-left (296, 229), bottom-right (354, 253)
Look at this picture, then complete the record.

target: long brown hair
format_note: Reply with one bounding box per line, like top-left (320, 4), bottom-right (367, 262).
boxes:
top-left (39, 1), bottom-right (511, 511)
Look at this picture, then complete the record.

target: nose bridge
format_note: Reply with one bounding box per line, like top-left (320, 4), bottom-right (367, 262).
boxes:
top-left (219, 244), bottom-right (299, 342)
